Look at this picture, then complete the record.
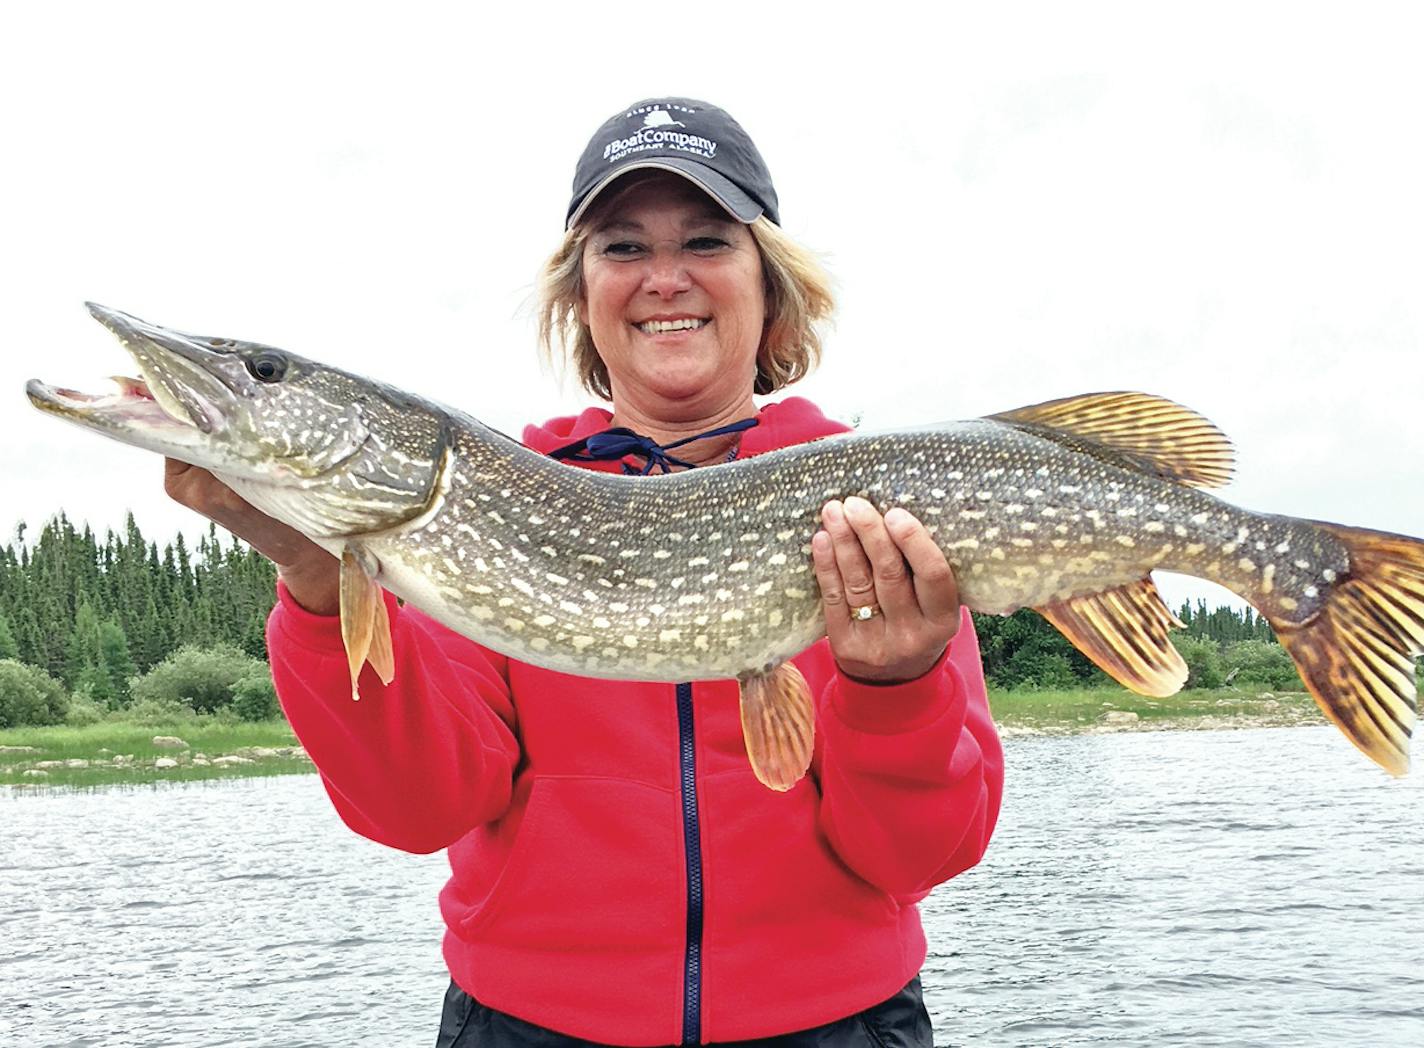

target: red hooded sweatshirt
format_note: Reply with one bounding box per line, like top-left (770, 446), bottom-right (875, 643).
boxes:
top-left (266, 397), bottom-right (1003, 1045)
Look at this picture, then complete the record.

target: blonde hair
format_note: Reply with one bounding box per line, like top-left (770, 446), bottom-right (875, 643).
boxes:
top-left (537, 208), bottom-right (835, 400)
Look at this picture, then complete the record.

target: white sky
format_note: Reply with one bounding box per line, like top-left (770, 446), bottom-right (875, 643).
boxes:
top-left (3, 1), bottom-right (1421, 615)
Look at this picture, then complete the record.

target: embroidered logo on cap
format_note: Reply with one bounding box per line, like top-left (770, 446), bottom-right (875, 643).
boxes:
top-left (642, 110), bottom-right (685, 129)
top-left (602, 102), bottom-right (717, 163)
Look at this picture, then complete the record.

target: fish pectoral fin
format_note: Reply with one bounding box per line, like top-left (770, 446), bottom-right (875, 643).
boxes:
top-left (339, 549), bottom-right (394, 699)
top-left (988, 391), bottom-right (1235, 489)
top-left (367, 589), bottom-right (396, 685)
top-left (1038, 577), bottom-right (1187, 698)
top-left (739, 662), bottom-right (815, 792)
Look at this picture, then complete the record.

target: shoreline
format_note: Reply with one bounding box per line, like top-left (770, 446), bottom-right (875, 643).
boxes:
top-left (1, 689), bottom-right (1325, 791)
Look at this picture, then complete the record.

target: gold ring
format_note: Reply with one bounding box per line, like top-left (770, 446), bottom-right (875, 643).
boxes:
top-left (850, 603), bottom-right (881, 621)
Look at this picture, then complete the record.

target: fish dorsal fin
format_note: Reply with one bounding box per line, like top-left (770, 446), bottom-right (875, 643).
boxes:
top-left (1037, 577), bottom-right (1188, 698)
top-left (988, 392), bottom-right (1235, 489)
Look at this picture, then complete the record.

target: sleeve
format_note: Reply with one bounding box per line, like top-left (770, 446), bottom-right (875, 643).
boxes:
top-left (804, 608), bottom-right (1004, 898)
top-left (266, 580), bottom-right (522, 855)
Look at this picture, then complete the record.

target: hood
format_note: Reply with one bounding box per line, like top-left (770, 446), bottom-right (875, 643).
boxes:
top-left (521, 397), bottom-right (851, 471)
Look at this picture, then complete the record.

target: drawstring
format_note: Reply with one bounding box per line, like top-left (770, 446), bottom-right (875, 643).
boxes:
top-left (549, 418), bottom-right (759, 475)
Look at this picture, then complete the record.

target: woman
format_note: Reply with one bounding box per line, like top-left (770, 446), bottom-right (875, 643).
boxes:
top-left (165, 98), bottom-right (1003, 1047)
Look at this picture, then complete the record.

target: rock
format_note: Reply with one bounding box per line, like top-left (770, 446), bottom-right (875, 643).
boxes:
top-left (154, 757), bottom-right (179, 769)
top-left (1257, 692), bottom-right (1276, 700)
top-left (97, 748), bottom-right (114, 756)
top-left (111, 755), bottom-right (131, 765)
top-left (1102, 710), bottom-right (1140, 725)
top-left (65, 759), bottom-right (91, 769)
top-left (251, 747), bottom-right (279, 759)
top-left (211, 755), bottom-right (254, 766)
top-left (22, 769), bottom-right (48, 778)
top-left (34, 760), bottom-right (65, 770)
top-left (0, 745), bottom-right (42, 756)
top-left (192, 757), bottom-right (211, 767)
top-left (291, 747), bottom-right (310, 761)
top-left (193, 752), bottom-right (209, 761)
top-left (152, 736), bottom-right (189, 750)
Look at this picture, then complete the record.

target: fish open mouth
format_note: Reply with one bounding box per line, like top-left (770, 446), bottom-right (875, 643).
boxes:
top-left (27, 303), bottom-right (235, 439)
top-left (25, 371), bottom-right (211, 435)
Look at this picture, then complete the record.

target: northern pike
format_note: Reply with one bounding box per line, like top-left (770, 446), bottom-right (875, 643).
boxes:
top-left (27, 304), bottom-right (1424, 787)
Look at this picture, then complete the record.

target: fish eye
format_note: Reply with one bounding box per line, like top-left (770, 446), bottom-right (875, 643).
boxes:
top-left (246, 352), bottom-right (288, 383)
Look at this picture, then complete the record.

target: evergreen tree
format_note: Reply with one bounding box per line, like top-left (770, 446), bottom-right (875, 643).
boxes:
top-left (0, 613), bottom-right (17, 661)
top-left (99, 619), bottom-right (137, 706)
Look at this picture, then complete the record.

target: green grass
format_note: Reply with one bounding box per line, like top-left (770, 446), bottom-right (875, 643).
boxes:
top-left (0, 718), bottom-right (306, 790)
top-left (988, 685), bottom-right (1323, 733)
top-left (2, 686), bottom-right (1328, 791)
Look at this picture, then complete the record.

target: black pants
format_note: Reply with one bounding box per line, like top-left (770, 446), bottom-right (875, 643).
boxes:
top-left (436, 977), bottom-right (934, 1047)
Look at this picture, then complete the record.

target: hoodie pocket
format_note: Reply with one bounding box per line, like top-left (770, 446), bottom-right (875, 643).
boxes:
top-left (458, 775), bottom-right (681, 953)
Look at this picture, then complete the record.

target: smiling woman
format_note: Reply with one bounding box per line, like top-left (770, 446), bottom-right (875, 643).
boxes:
top-left (153, 96), bottom-right (1003, 1047)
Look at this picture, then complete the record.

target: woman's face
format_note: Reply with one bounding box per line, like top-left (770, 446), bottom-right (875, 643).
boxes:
top-left (579, 174), bottom-right (766, 416)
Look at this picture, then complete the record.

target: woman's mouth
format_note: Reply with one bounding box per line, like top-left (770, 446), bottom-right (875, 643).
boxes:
top-left (635, 317), bottom-right (709, 335)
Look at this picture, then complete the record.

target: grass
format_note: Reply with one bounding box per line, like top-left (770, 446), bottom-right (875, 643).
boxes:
top-left (1, 685), bottom-right (1328, 791)
top-left (988, 685), bottom-right (1323, 734)
top-left (0, 717), bottom-right (306, 790)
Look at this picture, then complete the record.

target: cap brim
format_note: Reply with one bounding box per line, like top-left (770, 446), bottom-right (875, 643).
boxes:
top-left (567, 158), bottom-right (764, 229)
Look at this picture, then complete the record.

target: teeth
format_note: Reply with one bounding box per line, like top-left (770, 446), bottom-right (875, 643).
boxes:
top-left (637, 318), bottom-right (708, 334)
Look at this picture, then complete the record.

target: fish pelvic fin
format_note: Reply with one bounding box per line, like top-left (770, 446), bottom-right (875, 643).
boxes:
top-left (989, 392), bottom-right (1235, 489)
top-left (1268, 524), bottom-right (1422, 777)
top-left (339, 548), bottom-right (396, 701)
top-left (1038, 577), bottom-right (1188, 697)
top-left (739, 661), bottom-right (815, 792)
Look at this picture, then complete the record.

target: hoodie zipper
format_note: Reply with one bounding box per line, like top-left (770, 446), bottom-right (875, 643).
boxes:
top-left (675, 681), bottom-right (703, 1045)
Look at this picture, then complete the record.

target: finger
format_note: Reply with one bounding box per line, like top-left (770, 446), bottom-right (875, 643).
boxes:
top-left (810, 529), bottom-right (853, 648)
top-left (820, 501), bottom-right (878, 613)
top-left (840, 497), bottom-right (919, 619)
top-left (883, 507), bottom-right (961, 630)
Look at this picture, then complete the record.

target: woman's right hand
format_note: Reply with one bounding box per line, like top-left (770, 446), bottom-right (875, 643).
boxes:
top-left (164, 458), bottom-right (341, 615)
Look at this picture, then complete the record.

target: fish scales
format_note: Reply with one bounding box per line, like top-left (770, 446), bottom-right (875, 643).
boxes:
top-left (363, 419), bottom-right (1346, 681)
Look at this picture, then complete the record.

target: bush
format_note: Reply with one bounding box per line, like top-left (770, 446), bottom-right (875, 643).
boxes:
top-left (128, 644), bottom-right (268, 714)
top-left (1222, 639), bottom-right (1299, 691)
top-left (997, 649), bottom-right (1081, 691)
top-left (1173, 634), bottom-right (1224, 689)
top-left (123, 697), bottom-right (199, 727)
top-left (0, 659), bottom-right (70, 728)
top-left (231, 672), bottom-right (281, 722)
top-left (65, 694), bottom-right (106, 727)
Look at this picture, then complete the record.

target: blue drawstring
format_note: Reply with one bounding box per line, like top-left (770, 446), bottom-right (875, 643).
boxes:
top-left (549, 418), bottom-right (759, 475)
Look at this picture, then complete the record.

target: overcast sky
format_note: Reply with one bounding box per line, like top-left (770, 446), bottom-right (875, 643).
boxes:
top-left (4, 1), bottom-right (1420, 615)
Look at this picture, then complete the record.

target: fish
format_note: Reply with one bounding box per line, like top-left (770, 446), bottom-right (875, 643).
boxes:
top-left (26, 304), bottom-right (1424, 788)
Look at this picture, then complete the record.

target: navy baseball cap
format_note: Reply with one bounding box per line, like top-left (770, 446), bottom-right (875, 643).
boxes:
top-left (566, 97), bottom-right (780, 229)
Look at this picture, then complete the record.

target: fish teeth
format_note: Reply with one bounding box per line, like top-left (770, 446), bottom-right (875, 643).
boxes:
top-left (637, 318), bottom-right (707, 334)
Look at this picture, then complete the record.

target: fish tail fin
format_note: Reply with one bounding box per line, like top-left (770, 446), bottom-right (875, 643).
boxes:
top-left (1268, 524), bottom-right (1423, 777)
top-left (739, 661), bottom-right (815, 792)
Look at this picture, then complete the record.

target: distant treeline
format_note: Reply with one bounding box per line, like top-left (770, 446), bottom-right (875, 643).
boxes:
top-left (0, 514), bottom-right (275, 703)
top-left (1, 513), bottom-right (1293, 709)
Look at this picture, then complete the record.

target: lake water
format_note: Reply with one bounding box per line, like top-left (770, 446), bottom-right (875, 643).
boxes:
top-left (2, 726), bottom-right (1421, 1047)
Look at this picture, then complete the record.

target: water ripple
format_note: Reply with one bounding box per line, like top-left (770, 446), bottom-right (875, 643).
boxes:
top-left (2, 727), bottom-right (1421, 1045)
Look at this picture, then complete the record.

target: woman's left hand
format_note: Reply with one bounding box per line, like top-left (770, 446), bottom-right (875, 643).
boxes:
top-left (812, 496), bottom-right (962, 684)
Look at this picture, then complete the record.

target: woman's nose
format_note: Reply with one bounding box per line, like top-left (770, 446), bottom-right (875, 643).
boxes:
top-left (641, 244), bottom-right (693, 296)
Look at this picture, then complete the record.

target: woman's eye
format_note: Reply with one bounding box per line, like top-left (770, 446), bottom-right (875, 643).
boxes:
top-left (601, 241), bottom-right (645, 257)
top-left (686, 237), bottom-right (729, 253)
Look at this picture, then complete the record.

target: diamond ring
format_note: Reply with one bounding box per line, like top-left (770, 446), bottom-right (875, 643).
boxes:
top-left (850, 603), bottom-right (881, 621)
